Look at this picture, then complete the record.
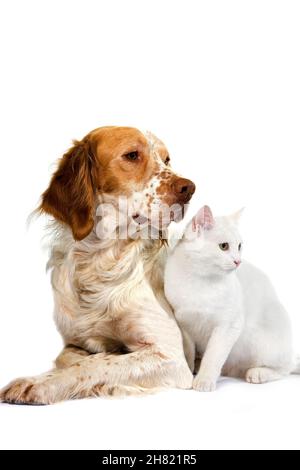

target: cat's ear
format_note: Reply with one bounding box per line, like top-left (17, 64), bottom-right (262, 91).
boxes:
top-left (192, 205), bottom-right (215, 232)
top-left (230, 208), bottom-right (245, 225)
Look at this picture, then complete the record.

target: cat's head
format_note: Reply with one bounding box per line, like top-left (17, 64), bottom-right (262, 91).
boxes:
top-left (184, 205), bottom-right (244, 274)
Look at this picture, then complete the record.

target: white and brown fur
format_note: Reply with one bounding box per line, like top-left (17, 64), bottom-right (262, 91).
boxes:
top-left (0, 126), bottom-right (195, 404)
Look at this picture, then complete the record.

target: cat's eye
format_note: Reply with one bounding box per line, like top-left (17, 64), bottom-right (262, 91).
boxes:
top-left (165, 156), bottom-right (170, 165)
top-left (124, 151), bottom-right (139, 161)
top-left (219, 243), bottom-right (230, 251)
top-left (238, 243), bottom-right (242, 251)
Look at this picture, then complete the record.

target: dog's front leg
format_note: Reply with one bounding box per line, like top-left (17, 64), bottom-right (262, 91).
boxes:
top-left (55, 345), bottom-right (91, 369)
top-left (0, 344), bottom-right (192, 405)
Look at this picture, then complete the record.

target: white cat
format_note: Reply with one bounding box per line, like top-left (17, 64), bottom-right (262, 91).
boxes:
top-left (165, 205), bottom-right (299, 392)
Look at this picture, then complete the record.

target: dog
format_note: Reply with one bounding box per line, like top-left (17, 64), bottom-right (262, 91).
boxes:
top-left (0, 126), bottom-right (195, 404)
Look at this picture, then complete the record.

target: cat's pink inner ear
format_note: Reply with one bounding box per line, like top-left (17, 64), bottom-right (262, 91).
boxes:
top-left (192, 217), bottom-right (198, 232)
top-left (194, 205), bottom-right (215, 230)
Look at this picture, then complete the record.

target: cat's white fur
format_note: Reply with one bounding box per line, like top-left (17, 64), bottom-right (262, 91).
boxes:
top-left (164, 205), bottom-right (299, 392)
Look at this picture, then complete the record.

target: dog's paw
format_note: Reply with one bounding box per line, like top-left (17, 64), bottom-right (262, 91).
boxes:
top-left (193, 376), bottom-right (217, 393)
top-left (0, 377), bottom-right (52, 405)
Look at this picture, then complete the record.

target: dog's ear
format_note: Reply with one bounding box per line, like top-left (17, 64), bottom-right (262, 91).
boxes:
top-left (40, 139), bottom-right (98, 241)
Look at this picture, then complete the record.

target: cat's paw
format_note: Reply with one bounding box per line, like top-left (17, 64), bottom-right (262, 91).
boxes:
top-left (193, 376), bottom-right (217, 392)
top-left (246, 367), bottom-right (281, 384)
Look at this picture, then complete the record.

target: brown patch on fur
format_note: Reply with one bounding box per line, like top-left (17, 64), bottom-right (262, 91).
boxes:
top-left (23, 384), bottom-right (34, 400)
top-left (91, 383), bottom-right (105, 395)
top-left (40, 139), bottom-right (98, 241)
top-left (89, 127), bottom-right (160, 195)
top-left (158, 170), bottom-right (171, 179)
top-left (156, 181), bottom-right (171, 197)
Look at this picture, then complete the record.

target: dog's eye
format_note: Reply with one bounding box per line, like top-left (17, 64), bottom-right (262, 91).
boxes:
top-left (238, 243), bottom-right (242, 251)
top-left (124, 151), bottom-right (139, 161)
top-left (219, 243), bottom-right (230, 251)
top-left (165, 156), bottom-right (170, 165)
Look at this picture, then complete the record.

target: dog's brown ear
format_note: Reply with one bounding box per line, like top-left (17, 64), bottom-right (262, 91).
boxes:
top-left (40, 139), bottom-right (97, 241)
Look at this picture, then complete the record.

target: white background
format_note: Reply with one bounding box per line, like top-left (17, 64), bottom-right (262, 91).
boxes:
top-left (0, 0), bottom-right (300, 450)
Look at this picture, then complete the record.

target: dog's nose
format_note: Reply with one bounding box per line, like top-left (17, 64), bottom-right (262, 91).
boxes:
top-left (173, 178), bottom-right (196, 202)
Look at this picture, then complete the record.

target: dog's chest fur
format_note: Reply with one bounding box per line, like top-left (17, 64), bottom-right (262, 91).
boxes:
top-left (49, 226), bottom-right (176, 354)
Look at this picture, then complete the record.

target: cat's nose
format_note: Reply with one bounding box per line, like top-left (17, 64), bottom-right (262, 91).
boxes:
top-left (234, 260), bottom-right (241, 267)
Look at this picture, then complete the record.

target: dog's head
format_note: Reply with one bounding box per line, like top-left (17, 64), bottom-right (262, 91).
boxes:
top-left (40, 126), bottom-right (196, 240)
